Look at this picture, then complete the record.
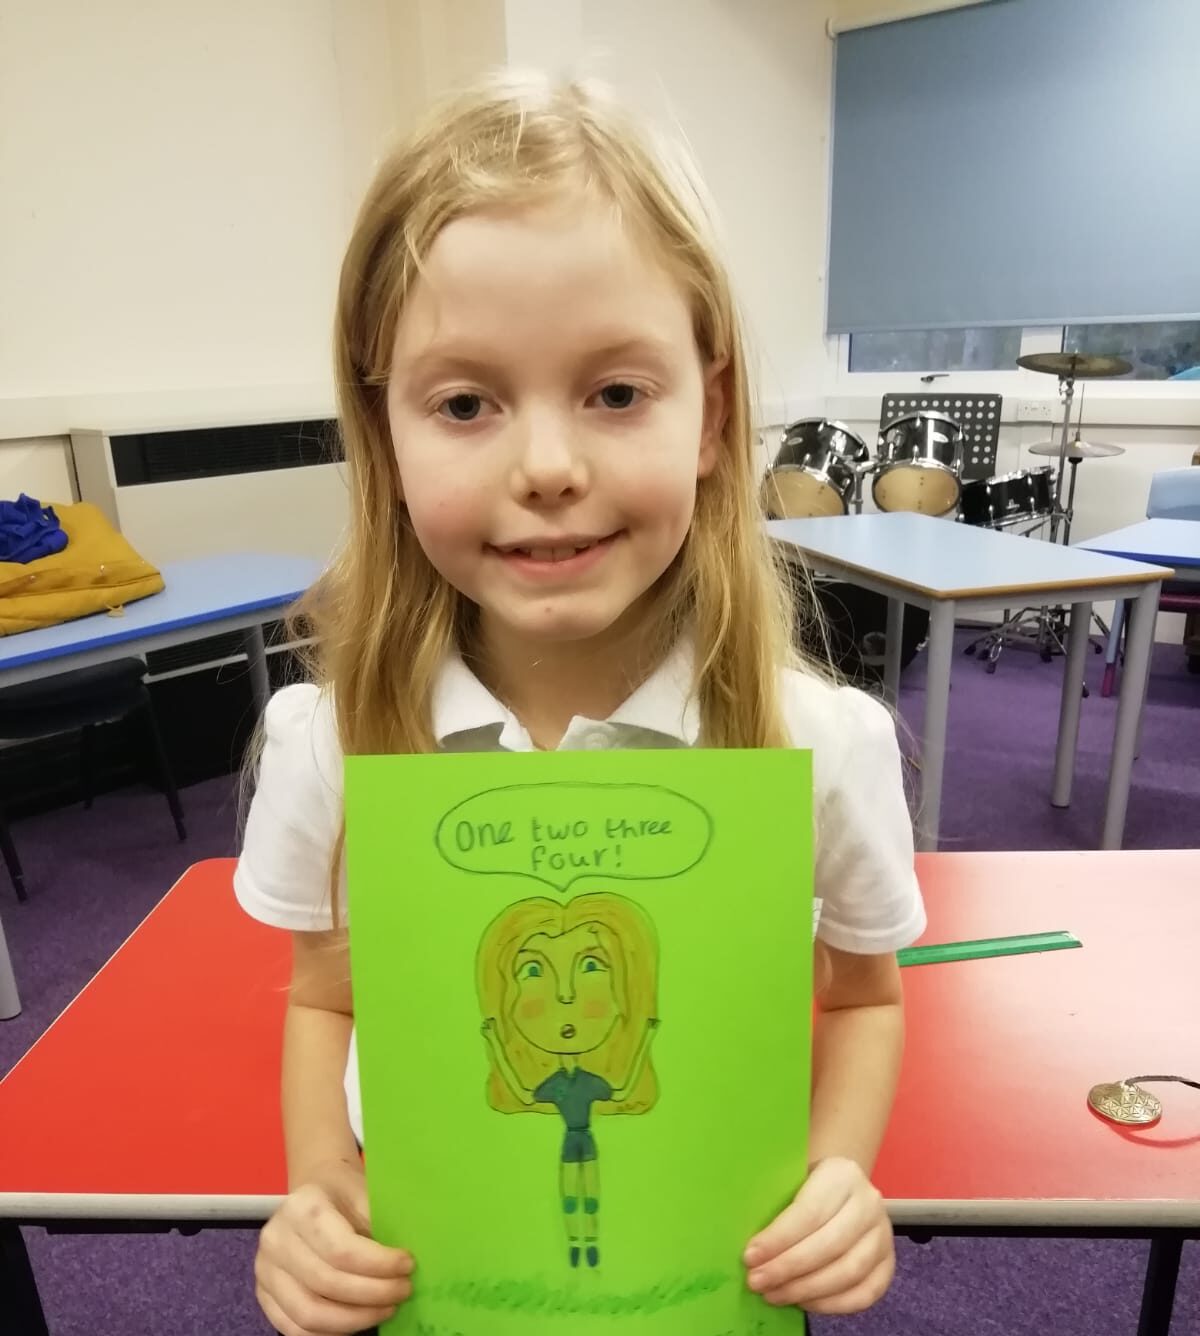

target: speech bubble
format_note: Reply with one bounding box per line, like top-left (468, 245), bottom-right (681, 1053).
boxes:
top-left (434, 782), bottom-right (713, 892)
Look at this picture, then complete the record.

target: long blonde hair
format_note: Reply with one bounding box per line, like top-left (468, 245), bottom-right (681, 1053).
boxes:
top-left (476, 893), bottom-right (659, 1116)
top-left (294, 70), bottom-right (830, 923)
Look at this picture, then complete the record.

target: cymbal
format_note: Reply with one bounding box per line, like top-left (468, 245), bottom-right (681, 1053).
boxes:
top-left (1029, 438), bottom-right (1126, 460)
top-left (1017, 351), bottom-right (1132, 379)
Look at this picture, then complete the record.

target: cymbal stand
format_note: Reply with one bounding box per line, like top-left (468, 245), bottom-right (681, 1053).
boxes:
top-left (1048, 385), bottom-right (1112, 640)
top-left (965, 376), bottom-right (1104, 676)
top-left (1047, 370), bottom-right (1076, 543)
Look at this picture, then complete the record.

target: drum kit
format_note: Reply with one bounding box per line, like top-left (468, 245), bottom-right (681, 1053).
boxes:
top-left (764, 350), bottom-right (1132, 680)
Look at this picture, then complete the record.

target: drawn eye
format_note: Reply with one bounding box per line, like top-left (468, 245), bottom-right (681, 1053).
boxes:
top-left (579, 955), bottom-right (608, 975)
top-left (517, 961), bottom-right (542, 981)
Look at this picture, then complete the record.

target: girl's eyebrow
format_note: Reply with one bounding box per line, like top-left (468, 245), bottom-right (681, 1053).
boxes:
top-left (400, 337), bottom-right (677, 387)
top-left (400, 350), bottom-right (499, 385)
top-left (579, 337), bottom-right (676, 372)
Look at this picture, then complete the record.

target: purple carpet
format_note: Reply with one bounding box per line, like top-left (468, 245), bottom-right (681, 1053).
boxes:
top-left (1, 632), bottom-right (1196, 1334)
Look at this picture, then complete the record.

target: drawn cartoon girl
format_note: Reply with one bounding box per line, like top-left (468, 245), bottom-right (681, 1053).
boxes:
top-left (477, 893), bottom-right (660, 1269)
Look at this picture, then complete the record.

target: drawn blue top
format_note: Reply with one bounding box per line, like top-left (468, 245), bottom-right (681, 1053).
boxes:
top-left (535, 1068), bottom-right (614, 1130)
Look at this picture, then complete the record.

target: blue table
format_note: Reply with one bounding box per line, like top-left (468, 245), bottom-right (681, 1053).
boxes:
top-left (0, 552), bottom-right (320, 1021)
top-left (1078, 518), bottom-right (1200, 574)
top-left (1078, 518), bottom-right (1200, 695)
top-left (769, 513), bottom-right (1170, 852)
top-left (0, 553), bottom-right (320, 713)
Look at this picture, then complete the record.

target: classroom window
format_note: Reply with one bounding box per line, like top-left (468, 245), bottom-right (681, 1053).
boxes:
top-left (1062, 322), bottom-right (1200, 381)
top-left (848, 327), bottom-right (1024, 374)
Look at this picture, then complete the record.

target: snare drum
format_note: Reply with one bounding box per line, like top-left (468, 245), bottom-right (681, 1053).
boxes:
top-left (959, 466), bottom-right (1054, 529)
top-left (873, 412), bottom-right (963, 516)
top-left (760, 419), bottom-right (871, 519)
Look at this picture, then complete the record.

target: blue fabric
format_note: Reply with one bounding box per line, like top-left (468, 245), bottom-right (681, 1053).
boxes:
top-left (0, 494), bottom-right (68, 564)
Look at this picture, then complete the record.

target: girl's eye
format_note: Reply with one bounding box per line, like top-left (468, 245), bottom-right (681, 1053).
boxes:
top-left (579, 955), bottom-right (608, 975)
top-left (517, 961), bottom-right (542, 981)
top-left (594, 383), bottom-right (641, 411)
top-left (438, 393), bottom-right (485, 422)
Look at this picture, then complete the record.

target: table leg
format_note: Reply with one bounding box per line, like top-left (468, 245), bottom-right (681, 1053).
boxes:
top-left (916, 601), bottom-right (955, 852)
top-left (1103, 583), bottom-right (1159, 850)
top-left (0, 1223), bottom-right (48, 1335)
top-left (1137, 1234), bottom-right (1182, 1336)
top-left (1051, 601), bottom-right (1091, 808)
top-left (884, 598), bottom-right (904, 709)
top-left (243, 625), bottom-right (271, 717)
top-left (0, 909), bottom-right (20, 1020)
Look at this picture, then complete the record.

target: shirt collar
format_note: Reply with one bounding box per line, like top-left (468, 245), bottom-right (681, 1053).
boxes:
top-left (430, 636), bottom-right (700, 748)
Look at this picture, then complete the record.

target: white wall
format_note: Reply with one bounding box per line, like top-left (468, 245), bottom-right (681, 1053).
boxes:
top-left (832, 0), bottom-right (995, 33)
top-left (0, 0), bottom-right (360, 409)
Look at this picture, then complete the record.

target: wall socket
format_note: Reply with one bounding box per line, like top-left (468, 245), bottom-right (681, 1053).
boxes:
top-left (1015, 399), bottom-right (1056, 423)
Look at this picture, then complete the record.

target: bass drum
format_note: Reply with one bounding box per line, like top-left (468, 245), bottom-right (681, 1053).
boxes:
top-left (761, 419), bottom-right (871, 519)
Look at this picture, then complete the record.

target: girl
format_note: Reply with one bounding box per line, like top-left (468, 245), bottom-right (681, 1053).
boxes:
top-left (477, 893), bottom-right (661, 1270)
top-left (236, 70), bottom-right (924, 1336)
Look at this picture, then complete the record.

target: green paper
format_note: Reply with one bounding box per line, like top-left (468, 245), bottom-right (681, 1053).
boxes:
top-left (898, 930), bottom-right (1081, 968)
top-left (346, 748), bottom-right (813, 1336)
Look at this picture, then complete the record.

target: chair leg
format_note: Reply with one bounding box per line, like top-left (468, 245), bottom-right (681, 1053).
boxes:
top-left (137, 690), bottom-right (187, 843)
top-left (80, 723), bottom-right (96, 809)
top-left (0, 811), bottom-right (27, 903)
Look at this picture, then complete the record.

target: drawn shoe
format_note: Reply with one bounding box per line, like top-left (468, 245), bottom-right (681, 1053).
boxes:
top-left (569, 1246), bottom-right (581, 1268)
top-left (586, 1246), bottom-right (599, 1268)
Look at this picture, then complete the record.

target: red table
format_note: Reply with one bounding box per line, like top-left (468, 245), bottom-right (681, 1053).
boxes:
top-left (1, 853), bottom-right (1197, 1334)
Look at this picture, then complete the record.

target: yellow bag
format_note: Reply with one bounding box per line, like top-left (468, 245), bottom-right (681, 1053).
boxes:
top-left (0, 502), bottom-right (164, 636)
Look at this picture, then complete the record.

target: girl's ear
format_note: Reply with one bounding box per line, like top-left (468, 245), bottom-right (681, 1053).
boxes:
top-left (698, 358), bottom-right (729, 479)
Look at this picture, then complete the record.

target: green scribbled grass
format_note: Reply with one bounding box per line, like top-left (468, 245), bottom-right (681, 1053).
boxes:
top-left (426, 1270), bottom-right (729, 1316)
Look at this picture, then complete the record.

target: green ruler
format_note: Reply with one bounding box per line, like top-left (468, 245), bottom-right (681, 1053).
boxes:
top-left (898, 930), bottom-right (1081, 968)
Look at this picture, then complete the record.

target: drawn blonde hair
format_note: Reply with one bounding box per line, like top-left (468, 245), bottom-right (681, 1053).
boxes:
top-left (288, 70), bottom-right (834, 926)
top-left (476, 893), bottom-right (659, 1116)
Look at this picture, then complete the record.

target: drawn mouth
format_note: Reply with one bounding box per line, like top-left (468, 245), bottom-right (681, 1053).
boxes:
top-left (560, 1024), bottom-right (577, 1039)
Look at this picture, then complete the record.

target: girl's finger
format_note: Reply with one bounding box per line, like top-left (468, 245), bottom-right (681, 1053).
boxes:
top-left (290, 1192), bottom-right (413, 1279)
top-left (764, 1240), bottom-right (895, 1314)
top-left (743, 1166), bottom-right (852, 1266)
top-left (288, 1231), bottom-right (414, 1309)
top-left (264, 1264), bottom-right (401, 1336)
top-left (747, 1192), bottom-right (876, 1293)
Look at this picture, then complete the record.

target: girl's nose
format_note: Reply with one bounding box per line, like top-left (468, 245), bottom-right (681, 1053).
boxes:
top-left (511, 411), bottom-right (590, 504)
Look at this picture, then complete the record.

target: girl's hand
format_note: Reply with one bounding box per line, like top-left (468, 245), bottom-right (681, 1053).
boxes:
top-left (743, 1157), bottom-right (895, 1314)
top-left (255, 1157), bottom-right (414, 1336)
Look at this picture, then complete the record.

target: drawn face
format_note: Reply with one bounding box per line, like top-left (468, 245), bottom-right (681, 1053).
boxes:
top-left (509, 923), bottom-right (619, 1056)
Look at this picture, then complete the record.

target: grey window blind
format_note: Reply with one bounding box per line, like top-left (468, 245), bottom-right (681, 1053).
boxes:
top-left (826, 0), bottom-right (1200, 334)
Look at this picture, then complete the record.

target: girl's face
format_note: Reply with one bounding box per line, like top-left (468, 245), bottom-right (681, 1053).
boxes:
top-left (387, 194), bottom-right (724, 652)
top-left (508, 923), bottom-right (619, 1056)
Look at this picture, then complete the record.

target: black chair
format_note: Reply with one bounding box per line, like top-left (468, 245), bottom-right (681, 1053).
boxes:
top-left (0, 658), bottom-right (186, 901)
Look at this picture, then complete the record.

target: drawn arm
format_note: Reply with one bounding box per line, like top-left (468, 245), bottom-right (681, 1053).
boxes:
top-left (610, 1017), bottom-right (660, 1102)
top-left (481, 1018), bottom-right (536, 1105)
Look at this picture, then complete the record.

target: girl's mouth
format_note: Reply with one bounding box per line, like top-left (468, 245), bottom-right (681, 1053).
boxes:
top-left (560, 1023), bottom-right (577, 1039)
top-left (490, 533), bottom-right (621, 579)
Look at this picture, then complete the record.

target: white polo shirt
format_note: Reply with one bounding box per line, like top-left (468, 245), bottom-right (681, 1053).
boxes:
top-left (235, 640), bottom-right (925, 1143)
